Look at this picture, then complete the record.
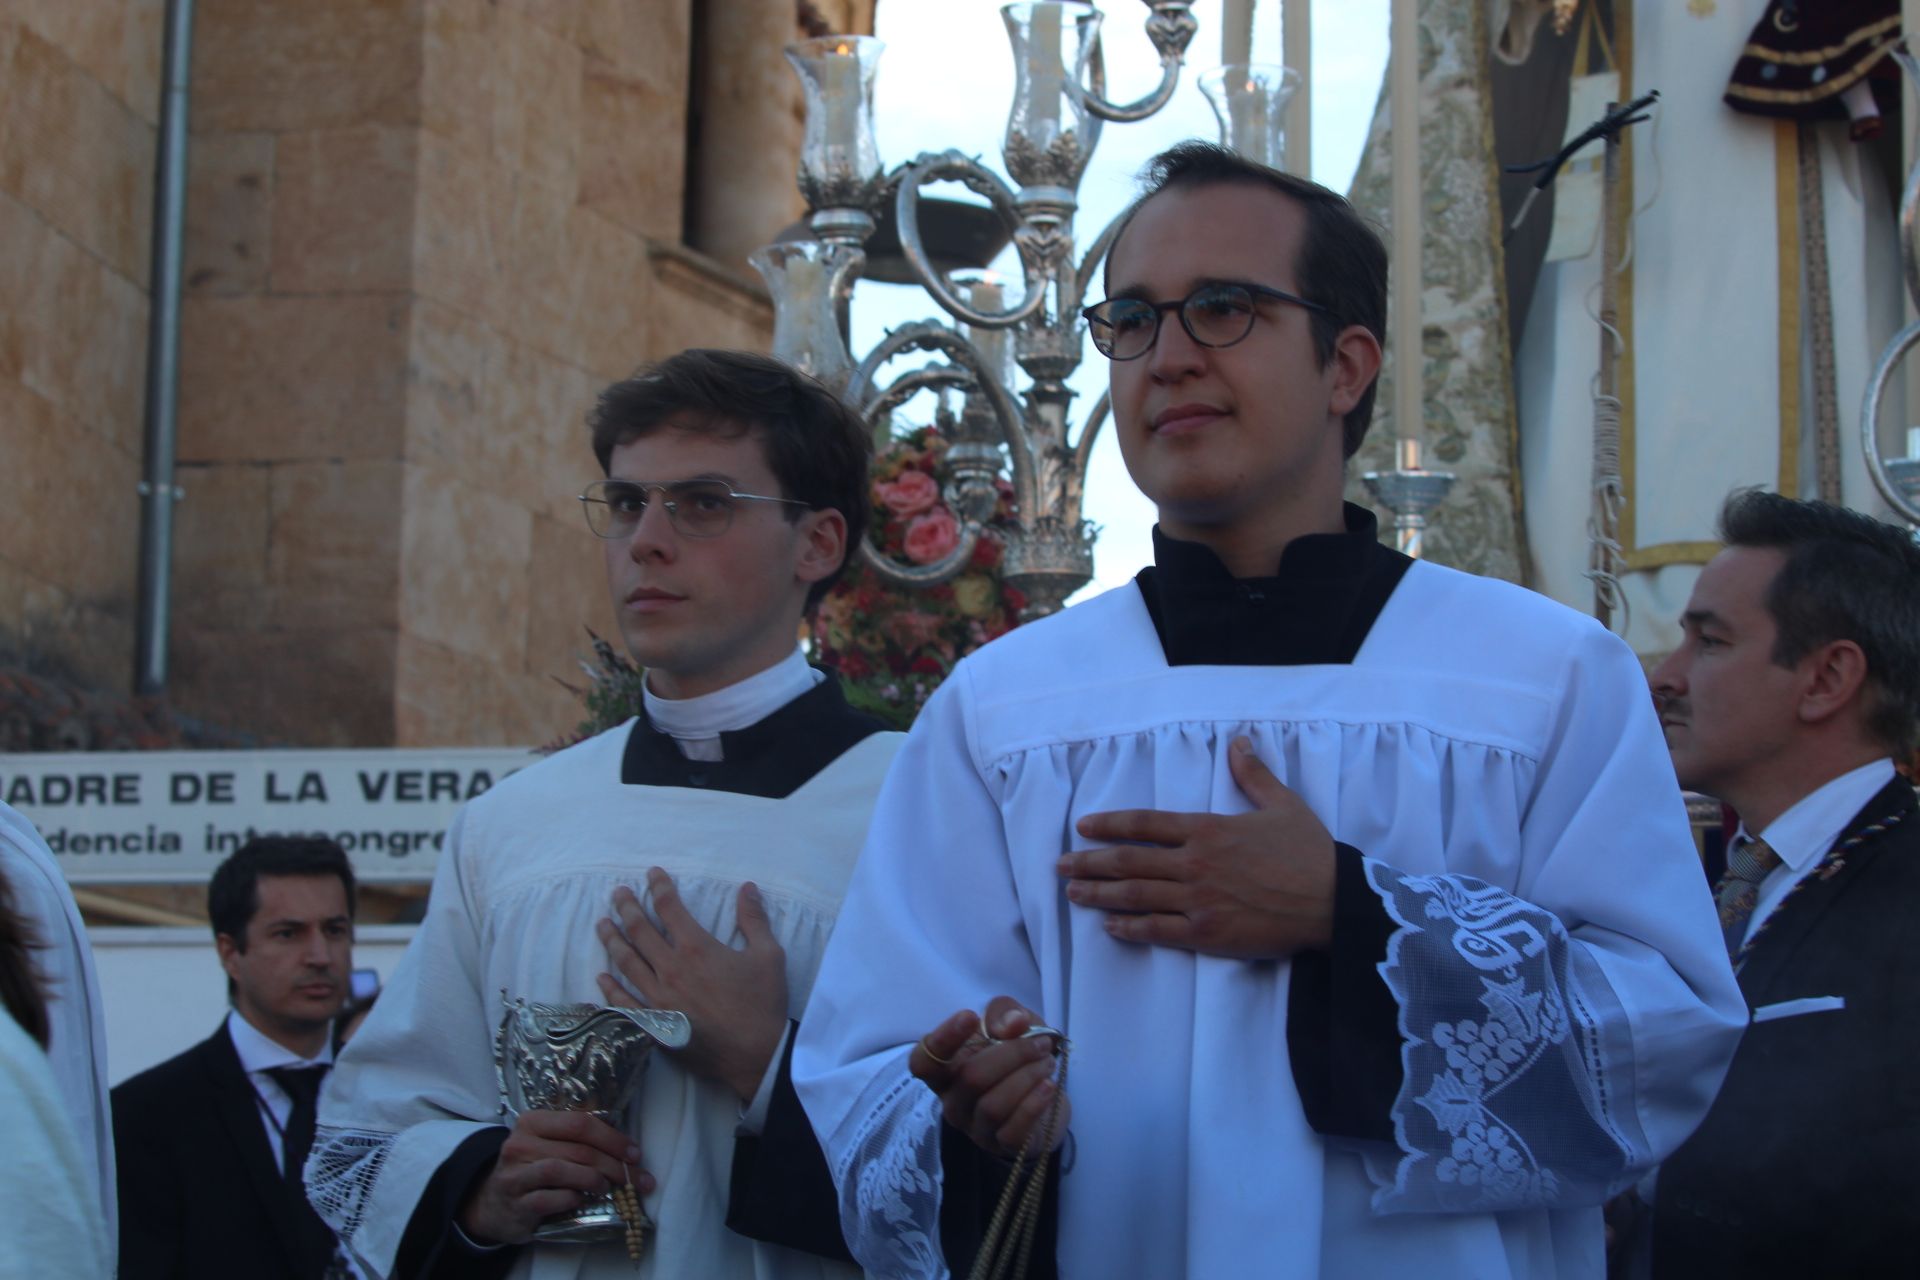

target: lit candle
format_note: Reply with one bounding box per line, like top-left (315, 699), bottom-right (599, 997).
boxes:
top-left (1390, 0), bottom-right (1422, 486)
top-left (1398, 438), bottom-right (1421, 472)
top-left (821, 43), bottom-right (858, 161)
top-left (1229, 77), bottom-right (1270, 162)
top-left (1224, 0), bottom-right (1254, 67)
top-left (1030, 3), bottom-right (1064, 138)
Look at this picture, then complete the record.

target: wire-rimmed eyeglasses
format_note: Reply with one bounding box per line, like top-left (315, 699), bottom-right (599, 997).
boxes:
top-left (1080, 280), bottom-right (1331, 361)
top-left (578, 479), bottom-right (809, 540)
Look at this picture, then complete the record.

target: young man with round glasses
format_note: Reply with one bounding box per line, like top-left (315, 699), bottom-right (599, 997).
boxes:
top-left (310, 349), bottom-right (901, 1279)
top-left (795, 143), bottom-right (1744, 1278)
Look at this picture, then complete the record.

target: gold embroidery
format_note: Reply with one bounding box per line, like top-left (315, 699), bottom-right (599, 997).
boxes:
top-left (1737, 15), bottom-right (1899, 65)
top-left (1726, 55), bottom-right (1885, 106)
top-left (1688, 0), bottom-right (1715, 17)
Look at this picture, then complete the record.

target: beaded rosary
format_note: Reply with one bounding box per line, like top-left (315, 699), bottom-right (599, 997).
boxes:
top-left (968, 1029), bottom-right (1070, 1280)
top-left (611, 1167), bottom-right (646, 1265)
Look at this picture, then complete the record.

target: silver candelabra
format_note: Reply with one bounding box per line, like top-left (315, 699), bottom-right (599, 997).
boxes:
top-left (753, 3), bottom-right (1308, 616)
top-left (1857, 47), bottom-right (1920, 536)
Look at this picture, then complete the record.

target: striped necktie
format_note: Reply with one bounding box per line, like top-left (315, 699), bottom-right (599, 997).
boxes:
top-left (1714, 836), bottom-right (1781, 959)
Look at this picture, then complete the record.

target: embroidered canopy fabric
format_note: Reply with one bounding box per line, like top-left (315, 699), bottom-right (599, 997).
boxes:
top-left (794, 566), bottom-right (1745, 1278)
top-left (308, 724), bottom-right (901, 1279)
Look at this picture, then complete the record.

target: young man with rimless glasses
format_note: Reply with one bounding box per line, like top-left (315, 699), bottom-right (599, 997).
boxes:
top-left (796, 142), bottom-right (1744, 1278)
top-left (309, 350), bottom-right (902, 1280)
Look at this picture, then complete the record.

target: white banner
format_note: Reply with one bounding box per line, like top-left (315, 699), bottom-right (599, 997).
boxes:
top-left (0, 747), bottom-right (535, 884)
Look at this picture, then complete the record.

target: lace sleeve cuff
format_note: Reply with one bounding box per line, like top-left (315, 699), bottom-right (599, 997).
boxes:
top-left (1362, 860), bottom-right (1652, 1214)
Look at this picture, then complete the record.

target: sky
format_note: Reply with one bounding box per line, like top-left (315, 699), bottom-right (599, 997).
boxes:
top-left (847, 0), bottom-right (1391, 600)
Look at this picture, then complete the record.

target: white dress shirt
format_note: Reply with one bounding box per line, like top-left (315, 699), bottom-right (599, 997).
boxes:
top-left (1736, 757), bottom-right (1896, 946)
top-left (226, 1009), bottom-right (334, 1172)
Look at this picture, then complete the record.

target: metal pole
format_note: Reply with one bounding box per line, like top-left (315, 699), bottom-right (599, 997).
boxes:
top-left (135, 0), bottom-right (195, 696)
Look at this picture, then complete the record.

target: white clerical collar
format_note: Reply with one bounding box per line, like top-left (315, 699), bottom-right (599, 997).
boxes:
top-left (1740, 757), bottom-right (1898, 874)
top-left (226, 1008), bottom-right (333, 1073)
top-left (642, 648), bottom-right (824, 759)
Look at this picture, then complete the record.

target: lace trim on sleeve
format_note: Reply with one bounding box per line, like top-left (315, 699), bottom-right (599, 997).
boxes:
top-left (1363, 860), bottom-right (1652, 1214)
top-left (827, 1052), bottom-right (948, 1280)
top-left (306, 1124), bottom-right (396, 1255)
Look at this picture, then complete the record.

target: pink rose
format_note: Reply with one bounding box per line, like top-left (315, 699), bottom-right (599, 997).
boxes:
top-left (903, 508), bottom-right (959, 564)
top-left (878, 469), bottom-right (940, 518)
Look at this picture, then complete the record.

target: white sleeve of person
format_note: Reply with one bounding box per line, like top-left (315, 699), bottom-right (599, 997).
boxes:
top-left (795, 671), bottom-right (1035, 1280)
top-left (306, 806), bottom-right (504, 1275)
top-left (1356, 628), bottom-right (1746, 1213)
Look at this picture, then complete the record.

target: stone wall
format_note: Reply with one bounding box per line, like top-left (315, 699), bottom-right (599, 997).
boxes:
top-left (2, 0), bottom-right (876, 749)
top-left (0, 1), bottom-right (162, 695)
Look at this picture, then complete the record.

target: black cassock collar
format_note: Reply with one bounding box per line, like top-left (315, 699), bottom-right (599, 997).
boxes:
top-left (618, 674), bottom-right (886, 799)
top-left (1134, 502), bottom-right (1413, 667)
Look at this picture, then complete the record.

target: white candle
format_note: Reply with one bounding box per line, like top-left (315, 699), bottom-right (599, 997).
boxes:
top-left (1398, 438), bottom-right (1421, 472)
top-left (1907, 425), bottom-right (1920, 460)
top-left (1283, 0), bottom-right (1311, 174)
top-left (963, 278), bottom-right (1010, 382)
top-left (821, 43), bottom-right (859, 160)
top-left (1229, 78), bottom-right (1271, 163)
top-left (1390, 0), bottom-right (1422, 469)
top-left (1030, 4), bottom-right (1064, 138)
top-left (1224, 0), bottom-right (1254, 67)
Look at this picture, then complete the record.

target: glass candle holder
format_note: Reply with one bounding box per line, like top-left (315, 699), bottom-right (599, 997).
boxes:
top-left (787, 36), bottom-right (885, 214)
top-left (750, 241), bottom-right (861, 394)
top-left (1198, 63), bottom-right (1300, 170)
top-left (1002, 2), bottom-right (1104, 190)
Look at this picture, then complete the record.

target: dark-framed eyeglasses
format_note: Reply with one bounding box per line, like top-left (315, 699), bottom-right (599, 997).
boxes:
top-left (1080, 281), bottom-right (1331, 361)
top-left (577, 479), bottom-right (810, 540)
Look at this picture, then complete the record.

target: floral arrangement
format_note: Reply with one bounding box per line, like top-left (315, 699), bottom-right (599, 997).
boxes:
top-left (810, 424), bottom-right (1026, 728)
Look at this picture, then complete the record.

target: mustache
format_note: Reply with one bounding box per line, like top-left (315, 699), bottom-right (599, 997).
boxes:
top-left (1655, 693), bottom-right (1689, 720)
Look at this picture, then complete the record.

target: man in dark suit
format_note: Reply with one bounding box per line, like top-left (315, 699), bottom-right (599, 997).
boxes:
top-left (1640, 490), bottom-right (1920, 1275)
top-left (113, 837), bottom-right (356, 1279)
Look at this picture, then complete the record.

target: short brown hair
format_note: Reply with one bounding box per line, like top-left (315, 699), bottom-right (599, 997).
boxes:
top-left (1719, 489), bottom-right (1920, 754)
top-left (1108, 142), bottom-right (1389, 458)
top-left (587, 350), bottom-right (873, 610)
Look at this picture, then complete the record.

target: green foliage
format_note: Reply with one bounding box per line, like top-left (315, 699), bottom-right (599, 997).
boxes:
top-left (542, 631), bottom-right (649, 754)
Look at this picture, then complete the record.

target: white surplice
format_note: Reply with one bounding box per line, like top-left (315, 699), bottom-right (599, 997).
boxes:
top-left (308, 720), bottom-right (901, 1280)
top-left (0, 1009), bottom-right (112, 1280)
top-left (0, 800), bottom-right (115, 1251)
top-left (794, 563), bottom-right (1746, 1279)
